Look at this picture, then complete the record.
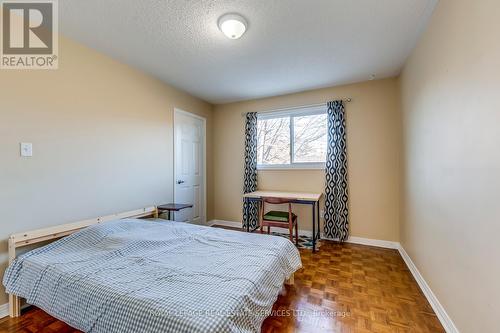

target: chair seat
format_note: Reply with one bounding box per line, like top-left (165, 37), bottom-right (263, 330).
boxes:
top-left (263, 211), bottom-right (297, 223)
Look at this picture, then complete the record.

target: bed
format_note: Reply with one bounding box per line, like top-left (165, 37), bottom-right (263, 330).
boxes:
top-left (3, 212), bottom-right (301, 333)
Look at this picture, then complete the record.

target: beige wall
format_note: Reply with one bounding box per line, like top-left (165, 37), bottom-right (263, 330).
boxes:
top-left (0, 37), bottom-right (214, 304)
top-left (400, 0), bottom-right (500, 332)
top-left (214, 78), bottom-right (401, 241)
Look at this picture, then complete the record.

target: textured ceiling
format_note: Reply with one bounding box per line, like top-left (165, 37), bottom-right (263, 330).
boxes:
top-left (59, 0), bottom-right (437, 104)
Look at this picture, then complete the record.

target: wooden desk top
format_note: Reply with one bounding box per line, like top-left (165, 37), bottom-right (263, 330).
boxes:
top-left (243, 190), bottom-right (322, 202)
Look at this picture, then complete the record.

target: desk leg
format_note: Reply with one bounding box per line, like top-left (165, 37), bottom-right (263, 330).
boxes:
top-left (246, 198), bottom-right (250, 232)
top-left (312, 202), bottom-right (316, 252)
top-left (317, 202), bottom-right (321, 240)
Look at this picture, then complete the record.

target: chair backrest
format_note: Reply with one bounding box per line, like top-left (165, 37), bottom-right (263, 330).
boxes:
top-left (262, 197), bottom-right (295, 205)
top-left (260, 197), bottom-right (294, 222)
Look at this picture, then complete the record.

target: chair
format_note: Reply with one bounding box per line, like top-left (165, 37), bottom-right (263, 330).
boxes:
top-left (259, 197), bottom-right (299, 246)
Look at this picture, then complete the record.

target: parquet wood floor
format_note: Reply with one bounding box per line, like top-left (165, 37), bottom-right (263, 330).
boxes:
top-left (261, 241), bottom-right (445, 333)
top-left (0, 236), bottom-right (445, 333)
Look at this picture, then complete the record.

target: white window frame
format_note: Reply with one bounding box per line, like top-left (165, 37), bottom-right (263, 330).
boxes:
top-left (257, 105), bottom-right (327, 170)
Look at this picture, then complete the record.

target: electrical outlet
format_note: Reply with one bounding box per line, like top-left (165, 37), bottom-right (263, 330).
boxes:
top-left (20, 142), bottom-right (33, 157)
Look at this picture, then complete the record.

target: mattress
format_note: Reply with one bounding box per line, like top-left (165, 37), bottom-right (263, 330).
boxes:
top-left (3, 218), bottom-right (302, 333)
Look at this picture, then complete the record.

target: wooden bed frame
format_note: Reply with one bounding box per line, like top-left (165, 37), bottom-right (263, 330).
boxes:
top-left (7, 206), bottom-right (158, 318)
top-left (7, 206), bottom-right (294, 318)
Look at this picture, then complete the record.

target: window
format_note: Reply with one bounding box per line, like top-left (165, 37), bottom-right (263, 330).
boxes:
top-left (257, 106), bottom-right (327, 169)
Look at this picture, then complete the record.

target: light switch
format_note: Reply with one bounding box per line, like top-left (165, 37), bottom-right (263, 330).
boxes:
top-left (20, 142), bottom-right (33, 157)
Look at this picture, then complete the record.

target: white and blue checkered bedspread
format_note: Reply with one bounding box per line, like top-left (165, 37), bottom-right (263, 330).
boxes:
top-left (3, 219), bottom-right (302, 333)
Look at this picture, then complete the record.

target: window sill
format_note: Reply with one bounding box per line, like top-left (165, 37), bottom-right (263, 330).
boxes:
top-left (257, 164), bottom-right (325, 171)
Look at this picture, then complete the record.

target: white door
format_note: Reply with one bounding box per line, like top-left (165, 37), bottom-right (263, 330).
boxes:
top-left (174, 109), bottom-right (205, 224)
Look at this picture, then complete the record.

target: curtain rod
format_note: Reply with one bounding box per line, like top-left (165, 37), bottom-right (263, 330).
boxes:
top-left (241, 98), bottom-right (351, 117)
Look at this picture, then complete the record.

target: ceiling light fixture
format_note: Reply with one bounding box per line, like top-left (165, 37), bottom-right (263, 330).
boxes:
top-left (218, 13), bottom-right (247, 39)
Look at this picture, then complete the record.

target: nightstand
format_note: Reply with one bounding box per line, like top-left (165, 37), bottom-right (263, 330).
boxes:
top-left (157, 203), bottom-right (193, 220)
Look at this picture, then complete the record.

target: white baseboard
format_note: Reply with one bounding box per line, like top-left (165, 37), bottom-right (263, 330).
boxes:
top-left (207, 219), bottom-right (241, 228)
top-left (0, 302), bottom-right (31, 319)
top-left (321, 235), bottom-right (399, 249)
top-left (0, 302), bottom-right (7, 319)
top-left (346, 236), bottom-right (400, 249)
top-left (398, 245), bottom-right (459, 333)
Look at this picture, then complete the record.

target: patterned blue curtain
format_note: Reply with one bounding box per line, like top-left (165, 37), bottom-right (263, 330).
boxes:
top-left (324, 101), bottom-right (349, 241)
top-left (243, 112), bottom-right (259, 230)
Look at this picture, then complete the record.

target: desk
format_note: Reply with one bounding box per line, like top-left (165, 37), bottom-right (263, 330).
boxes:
top-left (243, 191), bottom-right (322, 252)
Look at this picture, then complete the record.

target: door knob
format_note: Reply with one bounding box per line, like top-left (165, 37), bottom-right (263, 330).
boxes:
top-left (177, 180), bottom-right (185, 184)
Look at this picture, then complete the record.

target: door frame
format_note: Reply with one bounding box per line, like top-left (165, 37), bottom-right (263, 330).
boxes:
top-left (173, 108), bottom-right (207, 225)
